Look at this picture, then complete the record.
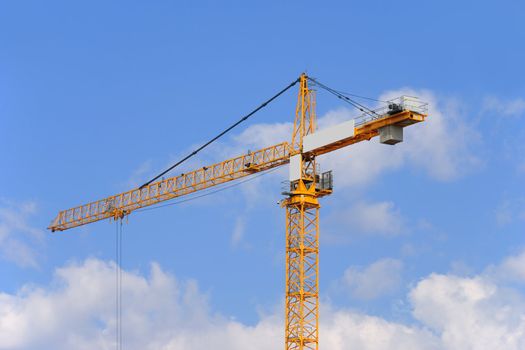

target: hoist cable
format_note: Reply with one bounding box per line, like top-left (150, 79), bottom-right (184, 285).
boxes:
top-left (329, 89), bottom-right (387, 103)
top-left (115, 222), bottom-right (119, 350)
top-left (308, 77), bottom-right (378, 116)
top-left (307, 77), bottom-right (373, 112)
top-left (115, 220), bottom-right (123, 350)
top-left (307, 77), bottom-right (381, 117)
top-left (115, 223), bottom-right (117, 350)
top-left (139, 77), bottom-right (300, 189)
top-left (119, 221), bottom-right (122, 350)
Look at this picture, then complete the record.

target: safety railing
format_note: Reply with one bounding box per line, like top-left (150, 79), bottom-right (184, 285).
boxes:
top-left (354, 96), bottom-right (428, 126)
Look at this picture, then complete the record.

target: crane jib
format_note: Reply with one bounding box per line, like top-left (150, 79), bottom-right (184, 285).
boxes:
top-left (49, 106), bottom-right (426, 232)
top-left (49, 142), bottom-right (291, 231)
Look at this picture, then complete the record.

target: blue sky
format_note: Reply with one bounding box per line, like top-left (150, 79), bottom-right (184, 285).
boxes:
top-left (1, 1), bottom-right (525, 349)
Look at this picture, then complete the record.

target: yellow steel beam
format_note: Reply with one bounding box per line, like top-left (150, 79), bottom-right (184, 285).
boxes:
top-left (304, 110), bottom-right (426, 157)
top-left (49, 142), bottom-right (291, 232)
top-left (284, 184), bottom-right (320, 350)
top-left (285, 74), bottom-right (321, 350)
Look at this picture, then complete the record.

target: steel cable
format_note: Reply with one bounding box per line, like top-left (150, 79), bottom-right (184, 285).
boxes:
top-left (140, 77), bottom-right (300, 189)
top-left (307, 77), bottom-right (381, 117)
top-left (115, 221), bottom-right (123, 350)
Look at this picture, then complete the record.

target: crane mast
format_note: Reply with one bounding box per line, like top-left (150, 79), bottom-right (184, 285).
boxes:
top-left (284, 74), bottom-right (323, 350)
top-left (49, 73), bottom-right (428, 350)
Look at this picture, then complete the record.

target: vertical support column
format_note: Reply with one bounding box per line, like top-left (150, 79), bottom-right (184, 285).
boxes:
top-left (285, 72), bottom-right (321, 350)
top-left (285, 196), bottom-right (320, 350)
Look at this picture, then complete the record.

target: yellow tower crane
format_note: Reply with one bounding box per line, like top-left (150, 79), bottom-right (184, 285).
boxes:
top-left (49, 73), bottom-right (427, 350)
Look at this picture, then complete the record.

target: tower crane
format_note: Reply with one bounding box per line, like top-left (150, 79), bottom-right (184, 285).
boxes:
top-left (49, 73), bottom-right (427, 350)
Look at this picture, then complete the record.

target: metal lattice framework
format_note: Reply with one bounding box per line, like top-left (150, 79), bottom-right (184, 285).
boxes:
top-left (49, 142), bottom-right (291, 231)
top-left (285, 201), bottom-right (319, 349)
top-left (284, 74), bottom-right (322, 350)
top-left (291, 75), bottom-right (316, 151)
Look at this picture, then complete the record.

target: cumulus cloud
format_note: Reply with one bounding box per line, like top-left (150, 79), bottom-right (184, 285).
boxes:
top-left (410, 274), bottom-right (525, 349)
top-left (340, 258), bottom-right (404, 300)
top-left (482, 96), bottom-right (525, 117)
top-left (233, 122), bottom-right (292, 150)
top-left (0, 259), bottom-right (274, 350)
top-left (0, 259), bottom-right (277, 350)
top-left (486, 249), bottom-right (525, 284)
top-left (0, 258), bottom-right (433, 350)
top-left (1, 252), bottom-right (525, 350)
top-left (320, 307), bottom-right (440, 350)
top-left (499, 251), bottom-right (525, 282)
top-left (0, 200), bottom-right (42, 268)
top-left (409, 249), bottom-right (525, 350)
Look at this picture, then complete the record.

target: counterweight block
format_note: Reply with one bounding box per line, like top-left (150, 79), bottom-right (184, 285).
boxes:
top-left (379, 124), bottom-right (404, 145)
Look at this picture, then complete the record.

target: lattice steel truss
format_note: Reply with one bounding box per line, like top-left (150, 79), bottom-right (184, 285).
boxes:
top-left (285, 197), bottom-right (320, 350)
top-left (49, 142), bottom-right (291, 231)
top-left (284, 74), bottom-right (322, 350)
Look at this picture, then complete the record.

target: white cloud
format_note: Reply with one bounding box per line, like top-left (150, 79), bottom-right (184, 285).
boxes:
top-left (0, 258), bottom-right (433, 350)
top-left (410, 273), bottom-right (525, 350)
top-left (0, 259), bottom-right (220, 349)
top-left (0, 259), bottom-right (278, 350)
top-left (486, 249), bottom-right (525, 284)
top-left (408, 249), bottom-right (525, 350)
top-left (340, 258), bottom-right (404, 300)
top-left (233, 122), bottom-right (292, 150)
top-left (0, 200), bottom-right (42, 268)
top-left (321, 307), bottom-right (441, 350)
top-left (333, 200), bottom-right (405, 236)
top-left (499, 251), bottom-right (525, 283)
top-left (483, 96), bottom-right (525, 117)
top-left (2, 252), bottom-right (525, 350)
